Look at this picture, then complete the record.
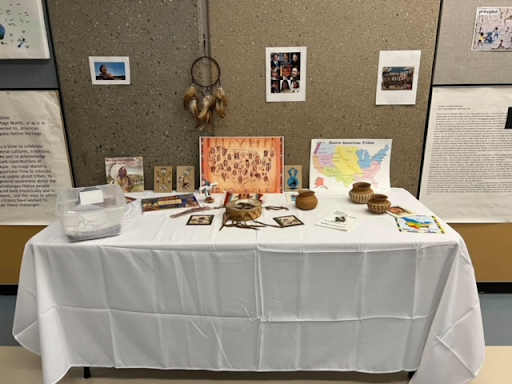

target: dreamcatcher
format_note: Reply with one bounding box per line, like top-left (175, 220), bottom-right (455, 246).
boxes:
top-left (183, 48), bottom-right (228, 132)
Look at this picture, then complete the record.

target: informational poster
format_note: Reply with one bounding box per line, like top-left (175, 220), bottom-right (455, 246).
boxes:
top-left (309, 139), bottom-right (392, 191)
top-left (200, 136), bottom-right (284, 193)
top-left (419, 87), bottom-right (512, 223)
top-left (472, 7), bottom-right (512, 51)
top-left (0, 91), bottom-right (72, 225)
top-left (266, 46), bottom-right (306, 102)
top-left (0, 0), bottom-right (50, 59)
top-left (375, 50), bottom-right (421, 105)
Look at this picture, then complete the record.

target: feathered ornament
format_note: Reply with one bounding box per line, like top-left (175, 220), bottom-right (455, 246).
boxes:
top-left (183, 84), bottom-right (200, 121)
top-left (215, 84), bottom-right (228, 118)
top-left (197, 93), bottom-right (216, 131)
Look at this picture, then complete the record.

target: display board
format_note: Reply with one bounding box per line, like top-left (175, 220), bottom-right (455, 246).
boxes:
top-left (0, 91), bottom-right (72, 225)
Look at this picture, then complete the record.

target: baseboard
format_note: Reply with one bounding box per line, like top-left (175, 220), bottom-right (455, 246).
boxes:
top-left (477, 282), bottom-right (512, 294)
top-left (0, 285), bottom-right (18, 295)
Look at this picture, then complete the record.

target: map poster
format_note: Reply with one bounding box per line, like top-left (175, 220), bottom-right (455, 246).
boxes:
top-left (310, 139), bottom-right (392, 192)
top-left (0, 0), bottom-right (50, 59)
top-left (200, 136), bottom-right (284, 194)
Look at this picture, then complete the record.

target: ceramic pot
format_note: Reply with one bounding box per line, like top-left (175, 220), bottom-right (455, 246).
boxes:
top-left (367, 194), bottom-right (391, 214)
top-left (295, 190), bottom-right (318, 210)
top-left (349, 182), bottom-right (374, 204)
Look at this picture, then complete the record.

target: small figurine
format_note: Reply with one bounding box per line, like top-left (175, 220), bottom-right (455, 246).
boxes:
top-left (199, 178), bottom-right (218, 203)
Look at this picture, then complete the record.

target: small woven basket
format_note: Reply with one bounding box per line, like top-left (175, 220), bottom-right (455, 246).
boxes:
top-left (367, 194), bottom-right (391, 214)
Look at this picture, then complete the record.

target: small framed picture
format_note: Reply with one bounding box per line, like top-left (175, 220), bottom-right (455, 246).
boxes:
top-left (154, 166), bottom-right (173, 192)
top-left (284, 165), bottom-right (302, 191)
top-left (89, 56), bottom-right (130, 85)
top-left (273, 215), bottom-right (304, 227)
top-left (176, 166), bottom-right (195, 192)
top-left (387, 206), bottom-right (415, 218)
top-left (187, 215), bottom-right (214, 226)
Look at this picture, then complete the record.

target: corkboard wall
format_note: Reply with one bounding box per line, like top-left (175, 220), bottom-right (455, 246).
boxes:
top-left (46, 0), bottom-right (204, 189)
top-left (208, 0), bottom-right (441, 195)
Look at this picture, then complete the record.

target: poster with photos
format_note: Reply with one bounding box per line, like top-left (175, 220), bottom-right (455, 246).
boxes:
top-left (266, 46), bottom-right (306, 102)
top-left (375, 50), bottom-right (421, 105)
top-left (0, 0), bottom-right (50, 59)
top-left (472, 7), bottom-right (512, 51)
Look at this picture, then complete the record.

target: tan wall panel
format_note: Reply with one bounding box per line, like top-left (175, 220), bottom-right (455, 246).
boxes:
top-left (452, 224), bottom-right (512, 282)
top-left (209, 0), bottom-right (441, 195)
top-left (0, 226), bottom-right (44, 284)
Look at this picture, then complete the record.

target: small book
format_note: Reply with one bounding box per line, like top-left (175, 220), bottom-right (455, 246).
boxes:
top-left (141, 193), bottom-right (199, 213)
top-left (316, 210), bottom-right (361, 232)
top-left (395, 215), bottom-right (445, 234)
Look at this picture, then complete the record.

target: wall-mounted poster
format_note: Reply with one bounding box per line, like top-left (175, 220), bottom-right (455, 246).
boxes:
top-left (0, 91), bottom-right (72, 225)
top-left (472, 8), bottom-right (512, 51)
top-left (0, 0), bottom-right (50, 59)
top-left (266, 46), bottom-right (306, 102)
top-left (310, 139), bottom-right (392, 192)
top-left (89, 56), bottom-right (131, 85)
top-left (200, 136), bottom-right (284, 193)
top-left (375, 50), bottom-right (421, 105)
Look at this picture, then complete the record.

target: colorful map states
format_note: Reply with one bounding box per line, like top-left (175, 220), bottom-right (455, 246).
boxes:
top-left (311, 140), bottom-right (391, 190)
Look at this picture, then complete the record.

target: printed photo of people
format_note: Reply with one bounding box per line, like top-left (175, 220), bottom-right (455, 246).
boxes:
top-left (269, 51), bottom-right (302, 94)
top-left (381, 67), bottom-right (414, 90)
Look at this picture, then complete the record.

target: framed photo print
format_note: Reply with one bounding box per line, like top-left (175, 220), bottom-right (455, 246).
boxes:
top-left (273, 215), bottom-right (304, 227)
top-left (200, 136), bottom-right (284, 194)
top-left (89, 56), bottom-right (130, 85)
top-left (266, 46), bottom-right (306, 102)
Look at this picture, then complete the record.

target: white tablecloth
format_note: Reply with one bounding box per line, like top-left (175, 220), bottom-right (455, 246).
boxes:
top-left (13, 188), bottom-right (485, 384)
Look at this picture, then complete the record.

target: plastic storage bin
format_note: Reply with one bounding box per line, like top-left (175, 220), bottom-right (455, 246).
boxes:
top-left (55, 184), bottom-right (126, 241)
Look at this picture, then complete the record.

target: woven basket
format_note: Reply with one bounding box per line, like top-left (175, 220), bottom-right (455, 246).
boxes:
top-left (367, 194), bottom-right (391, 214)
top-left (349, 182), bottom-right (373, 204)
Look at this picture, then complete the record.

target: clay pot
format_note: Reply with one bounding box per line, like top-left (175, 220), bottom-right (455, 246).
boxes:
top-left (295, 190), bottom-right (318, 210)
top-left (367, 194), bottom-right (391, 214)
top-left (349, 182), bottom-right (374, 204)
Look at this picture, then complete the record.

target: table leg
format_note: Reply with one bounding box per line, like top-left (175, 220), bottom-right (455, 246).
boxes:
top-left (84, 367), bottom-right (91, 379)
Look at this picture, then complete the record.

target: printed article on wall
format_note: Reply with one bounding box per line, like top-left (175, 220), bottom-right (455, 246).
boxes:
top-left (419, 86), bottom-right (512, 223)
top-left (0, 91), bottom-right (72, 225)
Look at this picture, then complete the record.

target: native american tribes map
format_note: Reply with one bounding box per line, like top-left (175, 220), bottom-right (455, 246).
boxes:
top-left (200, 137), bottom-right (284, 193)
top-left (310, 139), bottom-right (392, 191)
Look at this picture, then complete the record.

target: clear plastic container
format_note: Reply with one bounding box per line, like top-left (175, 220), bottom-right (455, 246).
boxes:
top-left (55, 184), bottom-right (126, 242)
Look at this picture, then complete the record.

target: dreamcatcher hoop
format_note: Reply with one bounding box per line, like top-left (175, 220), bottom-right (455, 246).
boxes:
top-left (191, 56), bottom-right (221, 88)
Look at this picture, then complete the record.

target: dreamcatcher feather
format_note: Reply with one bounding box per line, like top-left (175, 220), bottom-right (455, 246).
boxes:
top-left (197, 94), bottom-right (216, 131)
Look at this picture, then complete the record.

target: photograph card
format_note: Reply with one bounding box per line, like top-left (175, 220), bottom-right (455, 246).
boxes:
top-left (187, 214), bottom-right (214, 226)
top-left (89, 56), bottom-right (130, 85)
top-left (141, 193), bottom-right (199, 213)
top-left (154, 166), bottom-right (173, 193)
top-left (375, 50), bottom-right (421, 105)
top-left (273, 215), bottom-right (304, 227)
top-left (176, 166), bottom-right (195, 193)
top-left (105, 157), bottom-right (144, 193)
top-left (284, 165), bottom-right (302, 192)
top-left (266, 46), bottom-right (306, 102)
top-left (386, 205), bottom-right (415, 218)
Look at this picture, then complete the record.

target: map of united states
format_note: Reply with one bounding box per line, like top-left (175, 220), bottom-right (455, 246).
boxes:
top-left (311, 140), bottom-right (391, 189)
